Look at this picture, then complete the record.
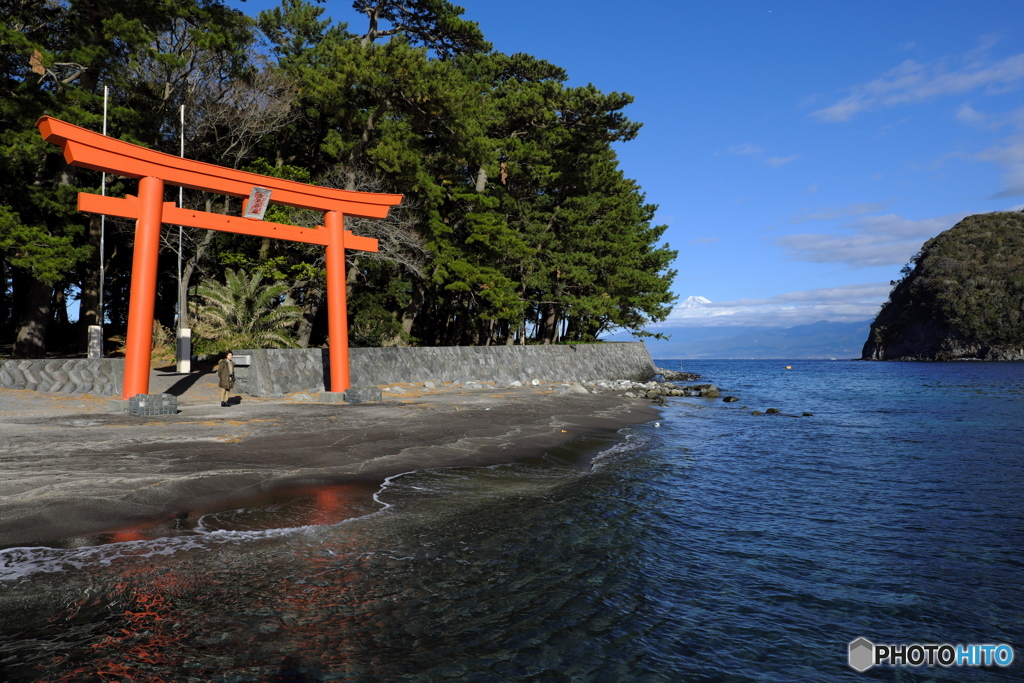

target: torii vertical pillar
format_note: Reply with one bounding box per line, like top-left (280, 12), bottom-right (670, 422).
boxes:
top-left (324, 210), bottom-right (351, 392)
top-left (123, 176), bottom-right (165, 400)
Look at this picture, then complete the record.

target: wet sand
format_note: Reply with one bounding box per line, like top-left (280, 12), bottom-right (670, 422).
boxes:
top-left (0, 369), bottom-right (658, 548)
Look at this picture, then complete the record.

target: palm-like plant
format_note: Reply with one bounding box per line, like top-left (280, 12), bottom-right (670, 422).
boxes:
top-left (192, 268), bottom-right (302, 352)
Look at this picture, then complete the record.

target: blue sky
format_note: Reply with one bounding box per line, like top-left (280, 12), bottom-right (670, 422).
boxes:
top-left (227, 0), bottom-right (1024, 329)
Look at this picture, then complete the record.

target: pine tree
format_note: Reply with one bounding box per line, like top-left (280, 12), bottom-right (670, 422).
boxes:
top-left (0, 0), bottom-right (255, 355)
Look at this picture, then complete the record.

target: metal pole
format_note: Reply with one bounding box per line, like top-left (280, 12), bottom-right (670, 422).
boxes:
top-left (176, 104), bottom-right (191, 373)
top-left (88, 86), bottom-right (109, 359)
top-left (177, 103), bottom-right (184, 323)
top-left (100, 87), bottom-right (107, 319)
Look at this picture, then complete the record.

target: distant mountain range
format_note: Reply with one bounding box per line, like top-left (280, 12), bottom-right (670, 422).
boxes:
top-left (639, 319), bottom-right (872, 359)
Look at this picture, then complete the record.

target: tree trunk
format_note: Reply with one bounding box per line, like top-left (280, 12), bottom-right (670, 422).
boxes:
top-left (78, 214), bottom-right (103, 344)
top-left (401, 283), bottom-right (423, 336)
top-left (540, 304), bottom-right (558, 345)
top-left (14, 277), bottom-right (54, 358)
top-left (345, 100), bottom-right (390, 190)
top-left (53, 287), bottom-right (73, 350)
top-left (446, 301), bottom-right (463, 346)
top-left (0, 257), bottom-right (9, 335)
top-left (296, 285), bottom-right (323, 348)
top-left (359, 1), bottom-right (385, 45)
top-left (79, 215), bottom-right (102, 327)
top-left (179, 227), bottom-right (216, 330)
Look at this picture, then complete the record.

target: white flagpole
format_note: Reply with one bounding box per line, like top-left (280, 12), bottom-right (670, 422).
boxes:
top-left (99, 85), bottom-right (107, 322)
top-left (177, 103), bottom-right (184, 326)
top-left (176, 103), bottom-right (191, 373)
top-left (88, 86), bottom-right (109, 359)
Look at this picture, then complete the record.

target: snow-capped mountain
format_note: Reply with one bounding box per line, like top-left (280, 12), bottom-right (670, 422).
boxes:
top-left (678, 295), bottom-right (713, 309)
top-left (669, 296), bottom-right (733, 320)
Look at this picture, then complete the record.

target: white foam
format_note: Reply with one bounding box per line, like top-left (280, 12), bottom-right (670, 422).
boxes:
top-left (0, 523), bottom-right (323, 583)
top-left (589, 430), bottom-right (656, 470)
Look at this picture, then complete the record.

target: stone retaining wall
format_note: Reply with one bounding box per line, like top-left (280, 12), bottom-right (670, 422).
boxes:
top-left (0, 358), bottom-right (124, 396)
top-left (232, 348), bottom-right (330, 397)
top-left (232, 343), bottom-right (656, 396)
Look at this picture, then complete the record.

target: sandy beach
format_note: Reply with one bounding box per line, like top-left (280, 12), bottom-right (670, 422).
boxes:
top-left (0, 368), bottom-right (658, 548)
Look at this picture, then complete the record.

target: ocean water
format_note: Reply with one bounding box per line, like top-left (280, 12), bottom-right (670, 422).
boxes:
top-left (1, 359), bottom-right (1022, 681)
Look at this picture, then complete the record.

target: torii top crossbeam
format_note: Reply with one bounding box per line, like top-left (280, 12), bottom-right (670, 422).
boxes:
top-left (37, 116), bottom-right (403, 399)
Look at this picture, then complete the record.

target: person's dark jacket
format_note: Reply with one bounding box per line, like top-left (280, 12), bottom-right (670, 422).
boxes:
top-left (217, 358), bottom-right (234, 390)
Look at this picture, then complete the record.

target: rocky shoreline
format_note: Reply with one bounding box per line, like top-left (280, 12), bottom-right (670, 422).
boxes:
top-left (380, 366), bottom-right (706, 397)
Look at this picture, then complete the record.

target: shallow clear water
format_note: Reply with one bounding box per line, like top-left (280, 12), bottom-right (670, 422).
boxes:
top-left (1, 360), bottom-right (1022, 681)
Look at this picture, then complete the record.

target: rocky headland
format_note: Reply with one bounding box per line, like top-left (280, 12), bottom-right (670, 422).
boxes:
top-left (862, 211), bottom-right (1024, 361)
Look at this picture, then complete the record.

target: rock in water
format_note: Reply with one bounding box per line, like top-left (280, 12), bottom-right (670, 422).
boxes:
top-left (687, 383), bottom-right (720, 398)
top-left (862, 211), bottom-right (1024, 361)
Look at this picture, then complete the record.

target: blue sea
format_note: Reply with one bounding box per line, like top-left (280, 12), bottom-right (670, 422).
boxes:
top-left (1, 359), bottom-right (1022, 681)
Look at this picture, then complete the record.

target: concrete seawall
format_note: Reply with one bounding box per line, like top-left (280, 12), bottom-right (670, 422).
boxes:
top-left (233, 343), bottom-right (657, 396)
top-left (0, 358), bottom-right (124, 396)
top-left (0, 343), bottom-right (656, 398)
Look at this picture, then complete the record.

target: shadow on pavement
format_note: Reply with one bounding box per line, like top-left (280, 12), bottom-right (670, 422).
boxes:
top-left (161, 370), bottom-right (215, 397)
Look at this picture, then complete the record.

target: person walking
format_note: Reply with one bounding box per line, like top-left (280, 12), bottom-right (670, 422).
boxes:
top-left (217, 351), bottom-right (235, 407)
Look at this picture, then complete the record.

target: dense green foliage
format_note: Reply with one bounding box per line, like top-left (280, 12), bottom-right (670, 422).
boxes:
top-left (192, 268), bottom-right (303, 353)
top-left (0, 0), bottom-right (677, 357)
top-left (862, 211), bottom-right (1024, 360)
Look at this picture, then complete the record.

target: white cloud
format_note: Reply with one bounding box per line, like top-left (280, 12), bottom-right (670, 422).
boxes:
top-left (723, 144), bottom-right (798, 167)
top-left (791, 202), bottom-right (889, 224)
top-left (976, 113), bottom-right (1024, 197)
top-left (765, 155), bottom-right (799, 167)
top-left (727, 143), bottom-right (765, 156)
top-left (657, 283), bottom-right (891, 328)
top-left (812, 50), bottom-right (1024, 122)
top-left (956, 102), bottom-right (988, 125)
top-left (775, 212), bottom-right (969, 268)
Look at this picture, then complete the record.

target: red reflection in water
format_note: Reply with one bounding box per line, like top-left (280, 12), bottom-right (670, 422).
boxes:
top-left (46, 578), bottom-right (186, 682)
top-left (311, 488), bottom-right (355, 526)
top-left (194, 483), bottom-right (375, 533)
top-left (78, 483), bottom-right (377, 545)
top-left (33, 484), bottom-right (377, 680)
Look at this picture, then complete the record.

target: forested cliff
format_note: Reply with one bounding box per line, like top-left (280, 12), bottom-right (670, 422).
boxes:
top-left (1, 0), bottom-right (677, 357)
top-left (861, 211), bottom-right (1024, 361)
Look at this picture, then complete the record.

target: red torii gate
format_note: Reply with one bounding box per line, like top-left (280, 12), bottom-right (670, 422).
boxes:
top-left (37, 116), bottom-right (403, 399)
